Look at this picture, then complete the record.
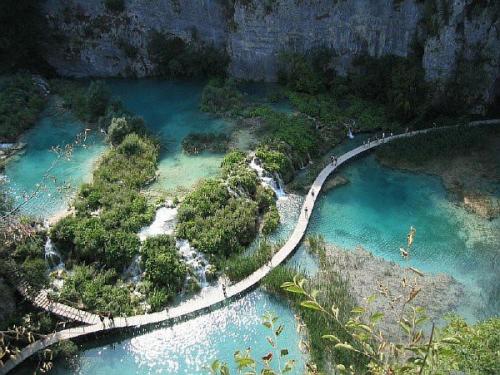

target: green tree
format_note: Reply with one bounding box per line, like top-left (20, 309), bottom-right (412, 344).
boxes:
top-left (141, 235), bottom-right (187, 294)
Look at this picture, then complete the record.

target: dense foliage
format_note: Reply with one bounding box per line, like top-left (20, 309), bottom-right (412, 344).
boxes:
top-left (177, 150), bottom-right (278, 260)
top-left (222, 242), bottom-right (274, 283)
top-left (141, 235), bottom-right (187, 297)
top-left (104, 0), bottom-right (125, 12)
top-left (147, 31), bottom-right (229, 78)
top-left (58, 265), bottom-right (138, 315)
top-left (51, 80), bottom-right (112, 123)
top-left (200, 78), bottom-right (243, 114)
top-left (0, 75), bottom-right (46, 142)
top-left (51, 133), bottom-right (158, 272)
top-left (248, 106), bottom-right (321, 181)
top-left (376, 124), bottom-right (498, 168)
top-left (0, 0), bottom-right (48, 72)
top-left (182, 132), bottom-right (230, 154)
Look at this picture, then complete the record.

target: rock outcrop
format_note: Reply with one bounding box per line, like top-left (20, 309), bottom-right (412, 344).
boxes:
top-left (42, 0), bottom-right (499, 106)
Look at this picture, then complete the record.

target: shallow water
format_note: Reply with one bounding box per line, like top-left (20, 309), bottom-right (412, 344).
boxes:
top-left (107, 79), bottom-right (234, 192)
top-left (2, 108), bottom-right (106, 219)
top-left (307, 154), bottom-right (500, 320)
top-left (40, 291), bottom-right (306, 375)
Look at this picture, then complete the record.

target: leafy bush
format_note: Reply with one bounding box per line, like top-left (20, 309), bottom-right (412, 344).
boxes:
top-left (435, 316), bottom-right (500, 374)
top-left (51, 79), bottom-right (111, 123)
top-left (0, 74), bottom-right (45, 141)
top-left (104, 0), bottom-right (125, 12)
top-left (59, 265), bottom-right (138, 315)
top-left (200, 79), bottom-right (243, 114)
top-left (376, 124), bottom-right (498, 168)
top-left (261, 205), bottom-right (280, 236)
top-left (141, 235), bottom-right (187, 294)
top-left (21, 258), bottom-right (48, 291)
top-left (51, 133), bottom-right (158, 272)
top-left (106, 116), bottom-right (147, 145)
top-left (222, 242), bottom-right (274, 282)
top-left (278, 52), bottom-right (325, 94)
top-left (177, 197), bottom-right (258, 257)
top-left (181, 132), bottom-right (230, 154)
top-left (147, 288), bottom-right (169, 312)
top-left (147, 31), bottom-right (228, 78)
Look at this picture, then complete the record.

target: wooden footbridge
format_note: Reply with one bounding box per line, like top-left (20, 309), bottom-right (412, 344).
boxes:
top-left (1, 120), bottom-right (497, 374)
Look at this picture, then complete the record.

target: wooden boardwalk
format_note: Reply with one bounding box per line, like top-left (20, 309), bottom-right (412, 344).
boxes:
top-left (1, 121), bottom-right (497, 374)
top-left (13, 268), bottom-right (99, 325)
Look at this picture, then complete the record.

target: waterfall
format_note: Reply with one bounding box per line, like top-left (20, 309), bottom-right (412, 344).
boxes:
top-left (136, 203), bottom-right (214, 289)
top-left (44, 237), bottom-right (64, 271)
top-left (176, 239), bottom-right (210, 288)
top-left (348, 128), bottom-right (354, 139)
top-left (249, 157), bottom-right (286, 198)
top-left (123, 255), bottom-right (143, 283)
top-left (138, 206), bottom-right (178, 241)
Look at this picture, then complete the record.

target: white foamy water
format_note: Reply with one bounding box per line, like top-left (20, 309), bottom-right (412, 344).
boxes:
top-left (138, 206), bottom-right (178, 241)
top-left (249, 157), bottom-right (286, 198)
top-left (44, 237), bottom-right (64, 271)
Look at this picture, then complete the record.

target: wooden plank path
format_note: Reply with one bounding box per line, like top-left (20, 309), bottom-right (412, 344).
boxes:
top-left (1, 120), bottom-right (498, 374)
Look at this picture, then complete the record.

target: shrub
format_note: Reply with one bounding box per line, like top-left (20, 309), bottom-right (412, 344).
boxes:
top-left (59, 265), bottom-right (137, 315)
top-left (181, 132), bottom-right (230, 154)
top-left (147, 31), bottom-right (228, 78)
top-left (147, 288), bottom-right (169, 312)
top-left (0, 74), bottom-right (45, 142)
top-left (106, 116), bottom-right (147, 145)
top-left (200, 78), bottom-right (243, 114)
top-left (222, 242), bottom-right (274, 282)
top-left (278, 52), bottom-right (325, 94)
top-left (22, 258), bottom-right (48, 291)
top-left (261, 205), bottom-right (280, 236)
top-left (104, 0), bottom-right (125, 12)
top-left (141, 235), bottom-right (187, 294)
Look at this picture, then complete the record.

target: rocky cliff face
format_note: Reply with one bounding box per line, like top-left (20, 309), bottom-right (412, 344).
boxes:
top-left (42, 0), bottom-right (499, 104)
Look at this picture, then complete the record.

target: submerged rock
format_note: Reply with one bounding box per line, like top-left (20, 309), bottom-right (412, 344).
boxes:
top-left (319, 244), bottom-right (465, 343)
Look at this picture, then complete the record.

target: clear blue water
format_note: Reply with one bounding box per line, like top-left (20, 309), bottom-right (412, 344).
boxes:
top-left (45, 291), bottom-right (305, 375)
top-left (2, 106), bottom-right (106, 219)
top-left (6, 81), bottom-right (498, 373)
top-left (307, 154), bottom-right (500, 320)
top-left (107, 79), bottom-right (234, 192)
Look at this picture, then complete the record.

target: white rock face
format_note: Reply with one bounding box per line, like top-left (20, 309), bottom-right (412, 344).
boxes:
top-left (42, 0), bottom-right (499, 104)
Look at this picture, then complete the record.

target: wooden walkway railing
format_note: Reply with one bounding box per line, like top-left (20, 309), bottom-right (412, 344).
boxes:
top-left (1, 120), bottom-right (497, 374)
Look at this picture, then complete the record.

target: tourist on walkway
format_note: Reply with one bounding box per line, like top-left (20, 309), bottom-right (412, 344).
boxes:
top-left (108, 311), bottom-right (115, 326)
top-left (311, 189), bottom-right (315, 197)
top-left (222, 283), bottom-right (227, 298)
top-left (98, 313), bottom-right (105, 327)
top-left (305, 207), bottom-right (309, 217)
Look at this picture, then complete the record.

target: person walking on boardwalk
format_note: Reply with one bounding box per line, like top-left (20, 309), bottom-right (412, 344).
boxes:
top-left (98, 313), bottom-right (105, 327)
top-left (311, 189), bottom-right (315, 197)
top-left (108, 311), bottom-right (115, 326)
top-left (305, 207), bottom-right (309, 217)
top-left (222, 283), bottom-right (227, 298)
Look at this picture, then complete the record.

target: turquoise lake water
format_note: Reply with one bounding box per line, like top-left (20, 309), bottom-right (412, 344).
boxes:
top-left (5, 80), bottom-right (499, 374)
top-left (2, 106), bottom-right (106, 219)
top-left (307, 154), bottom-right (500, 320)
top-left (107, 79), bottom-right (233, 192)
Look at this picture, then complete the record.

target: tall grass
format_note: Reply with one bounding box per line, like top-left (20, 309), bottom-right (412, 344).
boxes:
top-left (262, 236), bottom-right (367, 371)
top-left (221, 241), bottom-right (274, 283)
top-left (376, 124), bottom-right (499, 167)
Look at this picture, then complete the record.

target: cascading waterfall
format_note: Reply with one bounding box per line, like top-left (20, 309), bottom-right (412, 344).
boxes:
top-left (135, 202), bottom-right (214, 289)
top-left (348, 128), bottom-right (354, 139)
top-left (138, 205), bottom-right (178, 241)
top-left (123, 255), bottom-right (143, 283)
top-left (44, 237), bottom-right (64, 271)
top-left (249, 157), bottom-right (286, 198)
top-left (176, 239), bottom-right (211, 289)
